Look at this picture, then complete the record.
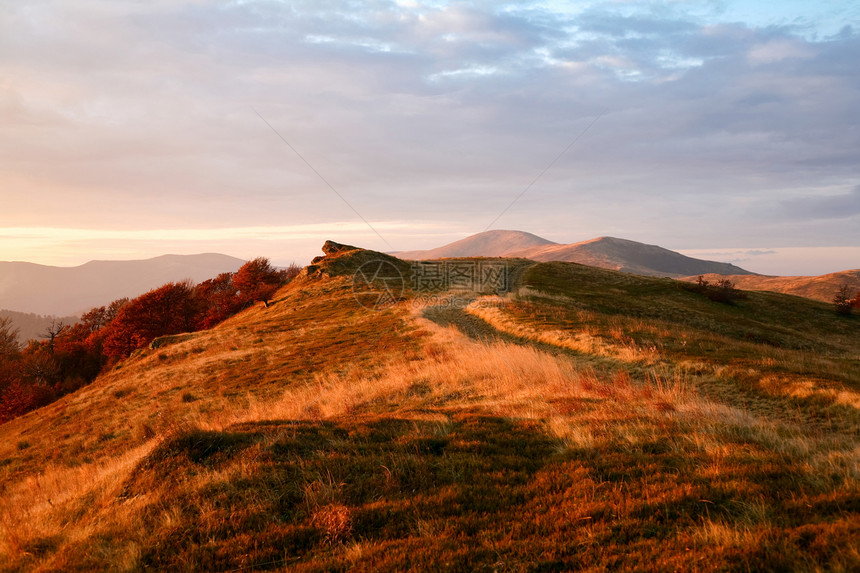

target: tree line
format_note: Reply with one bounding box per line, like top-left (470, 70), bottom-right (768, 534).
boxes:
top-left (0, 257), bottom-right (299, 424)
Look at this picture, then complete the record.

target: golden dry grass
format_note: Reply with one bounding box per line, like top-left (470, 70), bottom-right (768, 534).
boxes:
top-left (4, 308), bottom-right (857, 570)
top-left (0, 251), bottom-right (858, 571)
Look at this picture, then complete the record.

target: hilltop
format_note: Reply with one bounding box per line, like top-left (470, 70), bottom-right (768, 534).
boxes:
top-left (0, 242), bottom-right (858, 571)
top-left (510, 235), bottom-right (753, 277)
top-left (395, 230), bottom-right (753, 277)
top-left (393, 230), bottom-right (555, 259)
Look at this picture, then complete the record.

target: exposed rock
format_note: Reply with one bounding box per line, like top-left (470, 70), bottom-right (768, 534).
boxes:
top-left (150, 333), bottom-right (196, 350)
top-left (300, 265), bottom-right (319, 277)
top-left (321, 240), bottom-right (359, 256)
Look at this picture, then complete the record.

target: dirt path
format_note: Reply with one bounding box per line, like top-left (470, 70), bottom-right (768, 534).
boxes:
top-left (419, 295), bottom-right (860, 435)
top-left (421, 303), bottom-right (511, 343)
top-left (419, 298), bottom-right (612, 367)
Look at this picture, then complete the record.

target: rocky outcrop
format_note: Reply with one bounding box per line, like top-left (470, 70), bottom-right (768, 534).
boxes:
top-left (321, 241), bottom-right (359, 256)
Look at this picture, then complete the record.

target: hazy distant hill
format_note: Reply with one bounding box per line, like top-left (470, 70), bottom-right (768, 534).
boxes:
top-left (683, 270), bottom-right (860, 303)
top-left (393, 230), bottom-right (556, 259)
top-left (395, 230), bottom-right (753, 278)
top-left (0, 253), bottom-right (245, 316)
top-left (510, 236), bottom-right (754, 277)
top-left (0, 310), bottom-right (79, 347)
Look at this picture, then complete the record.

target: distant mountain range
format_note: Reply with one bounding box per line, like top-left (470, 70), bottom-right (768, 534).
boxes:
top-left (0, 253), bottom-right (245, 316)
top-left (394, 230), bottom-right (754, 278)
top-left (2, 233), bottom-right (854, 329)
top-left (393, 230), bottom-right (859, 303)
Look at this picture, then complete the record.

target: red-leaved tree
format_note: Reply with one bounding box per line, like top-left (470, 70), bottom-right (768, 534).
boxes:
top-left (233, 257), bottom-right (288, 306)
top-left (103, 281), bottom-right (199, 358)
top-left (194, 272), bottom-right (243, 329)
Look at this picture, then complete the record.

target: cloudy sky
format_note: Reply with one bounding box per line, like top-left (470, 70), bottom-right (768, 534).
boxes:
top-left (2, 0), bottom-right (859, 274)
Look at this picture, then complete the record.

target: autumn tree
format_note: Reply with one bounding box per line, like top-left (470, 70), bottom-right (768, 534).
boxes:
top-left (0, 317), bottom-right (19, 359)
top-left (0, 379), bottom-right (54, 424)
top-left (284, 262), bottom-right (302, 282)
top-left (833, 286), bottom-right (854, 315)
top-left (0, 317), bottom-right (21, 395)
top-left (233, 257), bottom-right (288, 306)
top-left (79, 298), bottom-right (128, 334)
top-left (194, 272), bottom-right (242, 329)
top-left (51, 322), bottom-right (110, 393)
top-left (103, 281), bottom-right (200, 358)
top-left (0, 320), bottom-right (48, 424)
top-left (79, 297), bottom-right (129, 357)
top-left (0, 336), bottom-right (57, 423)
top-left (19, 345), bottom-right (61, 386)
top-left (1, 308), bottom-right (114, 423)
top-left (41, 318), bottom-right (68, 353)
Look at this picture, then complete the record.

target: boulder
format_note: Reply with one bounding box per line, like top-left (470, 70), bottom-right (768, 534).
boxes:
top-left (321, 240), bottom-right (359, 256)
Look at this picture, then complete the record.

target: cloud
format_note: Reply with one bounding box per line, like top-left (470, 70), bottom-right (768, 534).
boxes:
top-left (1, 0), bottom-right (859, 261)
top-left (680, 246), bottom-right (860, 276)
top-left (743, 249), bottom-right (778, 256)
top-left (782, 186), bottom-right (860, 220)
top-left (747, 38), bottom-right (814, 64)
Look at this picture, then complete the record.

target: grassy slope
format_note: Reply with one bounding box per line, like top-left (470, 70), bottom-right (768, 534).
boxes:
top-left (0, 249), bottom-right (858, 572)
top-left (682, 270), bottom-right (860, 304)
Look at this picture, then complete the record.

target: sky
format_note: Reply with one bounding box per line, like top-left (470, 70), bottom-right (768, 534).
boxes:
top-left (1, 0), bottom-right (859, 274)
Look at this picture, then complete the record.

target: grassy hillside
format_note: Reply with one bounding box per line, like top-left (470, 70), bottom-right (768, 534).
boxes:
top-left (683, 270), bottom-right (860, 304)
top-left (1, 246), bottom-right (858, 571)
